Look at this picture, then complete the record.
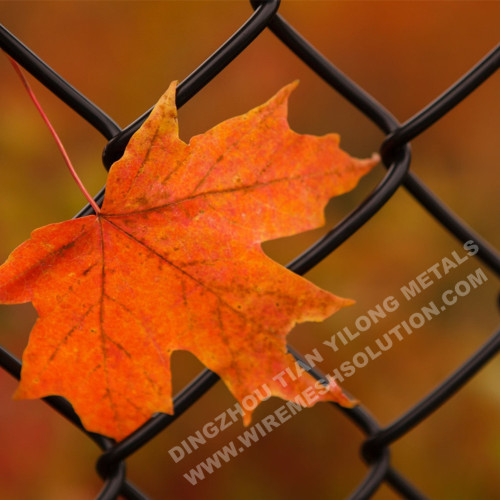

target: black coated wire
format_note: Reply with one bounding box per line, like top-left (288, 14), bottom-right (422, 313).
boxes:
top-left (362, 326), bottom-right (500, 459)
top-left (346, 449), bottom-right (391, 500)
top-left (0, 24), bottom-right (120, 139)
top-left (0, 1), bottom-right (499, 498)
top-left (386, 468), bottom-right (430, 500)
top-left (96, 461), bottom-right (127, 500)
top-left (102, 0), bottom-right (281, 169)
top-left (381, 45), bottom-right (500, 159)
top-left (97, 369), bottom-right (220, 478)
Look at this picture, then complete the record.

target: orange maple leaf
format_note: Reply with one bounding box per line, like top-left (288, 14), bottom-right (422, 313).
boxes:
top-left (0, 81), bottom-right (378, 440)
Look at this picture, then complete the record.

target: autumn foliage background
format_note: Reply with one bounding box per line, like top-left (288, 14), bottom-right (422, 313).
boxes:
top-left (0, 2), bottom-right (499, 499)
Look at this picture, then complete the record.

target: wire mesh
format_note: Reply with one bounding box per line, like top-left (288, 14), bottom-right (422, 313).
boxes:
top-left (0, 1), bottom-right (499, 499)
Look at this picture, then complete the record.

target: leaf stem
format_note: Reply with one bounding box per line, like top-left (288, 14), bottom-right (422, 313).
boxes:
top-left (7, 56), bottom-right (101, 215)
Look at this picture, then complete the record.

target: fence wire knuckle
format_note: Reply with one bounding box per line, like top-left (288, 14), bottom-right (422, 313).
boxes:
top-left (0, 2), bottom-right (499, 499)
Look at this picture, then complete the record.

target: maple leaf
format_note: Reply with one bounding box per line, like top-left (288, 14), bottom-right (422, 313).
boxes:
top-left (0, 81), bottom-right (378, 440)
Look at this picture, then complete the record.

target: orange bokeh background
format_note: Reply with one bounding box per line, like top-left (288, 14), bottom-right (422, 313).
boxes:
top-left (0, 2), bottom-right (499, 499)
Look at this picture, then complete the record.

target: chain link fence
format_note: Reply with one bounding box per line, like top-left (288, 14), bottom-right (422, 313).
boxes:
top-left (0, 1), bottom-right (499, 499)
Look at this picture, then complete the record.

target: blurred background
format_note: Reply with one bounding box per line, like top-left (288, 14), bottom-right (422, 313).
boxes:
top-left (0, 1), bottom-right (499, 499)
